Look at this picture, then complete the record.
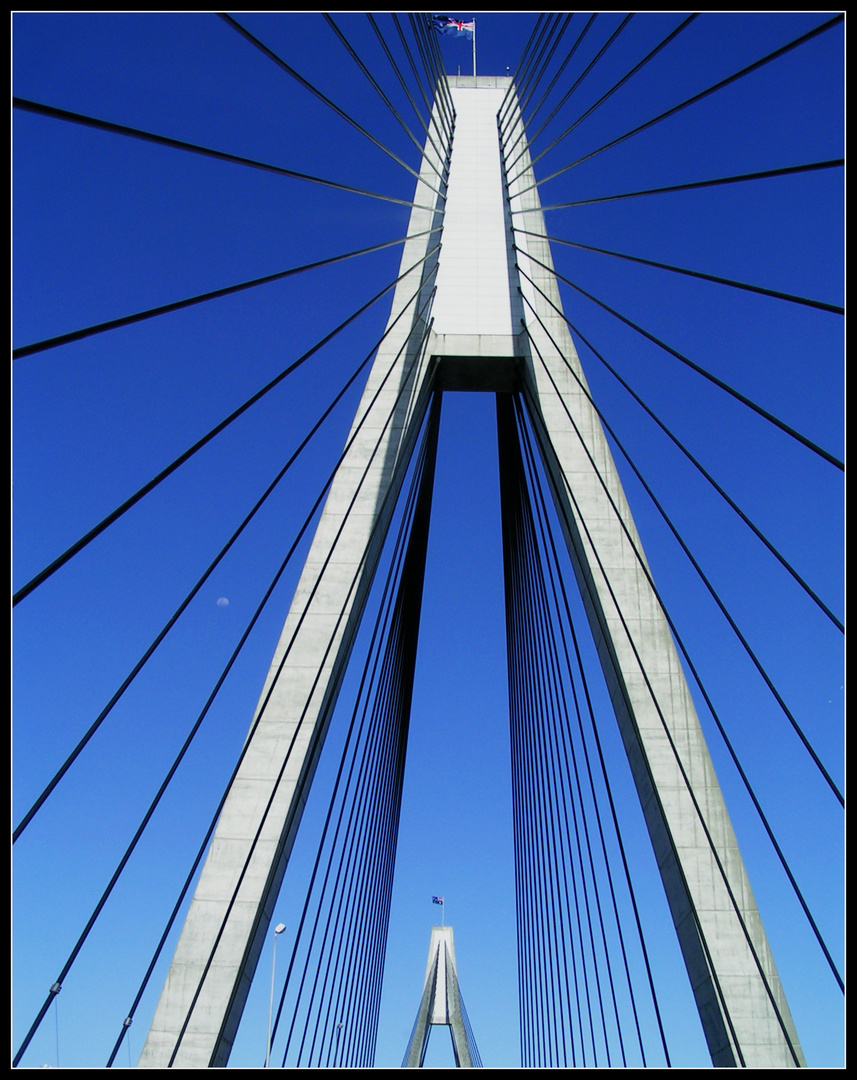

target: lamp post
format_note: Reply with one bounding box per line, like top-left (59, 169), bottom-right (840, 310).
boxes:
top-left (265, 923), bottom-right (286, 1068)
top-left (334, 1021), bottom-right (343, 1066)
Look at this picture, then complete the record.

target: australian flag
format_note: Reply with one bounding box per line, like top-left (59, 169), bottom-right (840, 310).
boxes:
top-left (432, 895), bottom-right (444, 905)
top-left (433, 16), bottom-right (474, 38)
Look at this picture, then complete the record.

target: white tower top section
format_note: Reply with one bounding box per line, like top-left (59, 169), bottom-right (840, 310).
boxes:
top-left (432, 77), bottom-right (514, 338)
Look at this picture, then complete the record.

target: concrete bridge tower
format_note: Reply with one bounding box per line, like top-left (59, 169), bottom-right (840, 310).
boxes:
top-left (139, 74), bottom-right (804, 1070)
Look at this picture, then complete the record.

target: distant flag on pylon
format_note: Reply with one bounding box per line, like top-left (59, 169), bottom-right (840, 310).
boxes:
top-left (432, 895), bottom-right (444, 905)
top-left (432, 16), bottom-right (474, 38)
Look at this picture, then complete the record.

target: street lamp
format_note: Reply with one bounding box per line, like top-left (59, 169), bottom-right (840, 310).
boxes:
top-left (265, 923), bottom-right (286, 1068)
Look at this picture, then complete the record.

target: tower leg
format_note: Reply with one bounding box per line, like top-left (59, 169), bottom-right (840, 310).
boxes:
top-left (502, 85), bottom-right (805, 1068)
top-left (138, 123), bottom-right (446, 1068)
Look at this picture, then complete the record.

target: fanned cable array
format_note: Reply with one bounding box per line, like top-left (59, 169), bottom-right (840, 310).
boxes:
top-left (13, 14), bottom-right (454, 1068)
top-left (498, 394), bottom-right (668, 1068)
top-left (267, 395), bottom-right (442, 1069)
top-left (494, 12), bottom-right (841, 1065)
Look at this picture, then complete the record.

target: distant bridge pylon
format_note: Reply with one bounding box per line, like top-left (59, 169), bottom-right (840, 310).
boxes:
top-left (403, 925), bottom-right (481, 1068)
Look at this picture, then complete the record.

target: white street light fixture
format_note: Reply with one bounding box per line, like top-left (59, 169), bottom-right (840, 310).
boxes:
top-left (265, 923), bottom-right (286, 1067)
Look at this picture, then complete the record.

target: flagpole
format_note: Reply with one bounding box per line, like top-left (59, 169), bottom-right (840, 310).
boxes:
top-left (472, 19), bottom-right (476, 78)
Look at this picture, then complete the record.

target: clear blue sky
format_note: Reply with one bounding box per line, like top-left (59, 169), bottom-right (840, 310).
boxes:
top-left (13, 12), bottom-right (843, 1069)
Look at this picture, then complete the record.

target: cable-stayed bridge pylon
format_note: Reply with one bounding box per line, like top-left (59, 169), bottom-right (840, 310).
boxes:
top-left (138, 72), bottom-right (804, 1069)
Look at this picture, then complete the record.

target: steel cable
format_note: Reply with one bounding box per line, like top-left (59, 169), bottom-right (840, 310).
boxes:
top-left (13, 230), bottom-right (439, 360)
top-left (498, 14), bottom-right (560, 131)
top-left (323, 14), bottom-right (446, 185)
top-left (13, 240), bottom-right (441, 607)
top-left (279, 396), bottom-right (440, 1067)
top-left (366, 14), bottom-right (450, 172)
top-left (218, 13), bottom-right (441, 199)
top-left (515, 295), bottom-right (845, 987)
top-left (161, 302), bottom-right (438, 1066)
top-left (528, 158), bottom-right (844, 212)
top-left (12, 97), bottom-right (431, 211)
top-left (523, 228), bottom-right (843, 315)
top-left (514, 395), bottom-right (656, 1065)
top-left (516, 247), bottom-right (843, 471)
top-left (517, 284), bottom-right (844, 804)
top-left (505, 14), bottom-right (634, 184)
top-left (515, 259), bottom-right (843, 629)
top-left (514, 14), bottom-right (844, 199)
top-left (13, 264), bottom-right (440, 843)
top-left (15, 281), bottom-right (439, 1070)
top-left (507, 14), bottom-right (696, 181)
top-left (501, 14), bottom-right (597, 166)
top-left (520, 322), bottom-right (804, 1066)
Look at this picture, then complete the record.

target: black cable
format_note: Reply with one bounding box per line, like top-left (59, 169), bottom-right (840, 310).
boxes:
top-left (418, 14), bottom-right (457, 146)
top-left (392, 14), bottom-right (447, 144)
top-left (162, 302), bottom-right (438, 1066)
top-left (517, 490), bottom-right (585, 1068)
top-left (520, 324), bottom-right (804, 1066)
top-left (517, 546), bottom-right (568, 1067)
top-left (267, 328), bottom-right (436, 1068)
top-left (508, 14), bottom-right (573, 133)
top-left (366, 14), bottom-right (449, 172)
top-left (16, 281), bottom-right (439, 1070)
top-left (515, 397), bottom-right (648, 1065)
top-left (12, 97), bottom-right (431, 211)
top-left (341, 423), bottom-right (436, 1063)
top-left (270, 464), bottom-right (411, 1063)
top-left (459, 985), bottom-right (482, 1066)
top-left (501, 14), bottom-right (597, 164)
top-left (13, 230), bottom-right (438, 360)
top-left (498, 14), bottom-right (559, 131)
top-left (106, 317), bottom-right (436, 1075)
top-left (277, 396), bottom-right (440, 1067)
top-left (13, 266), bottom-right (441, 843)
top-left (523, 228), bottom-right (843, 315)
top-left (294, 628), bottom-right (402, 1065)
top-left (526, 158), bottom-right (844, 212)
top-left (515, 13), bottom-right (844, 198)
top-left (513, 396), bottom-right (669, 1065)
top-left (506, 13), bottom-right (635, 184)
top-left (519, 360), bottom-right (750, 1066)
top-left (500, 448), bottom-right (537, 1063)
top-left (369, 14), bottom-right (427, 130)
top-left (515, 297), bottom-right (845, 985)
top-left (515, 422), bottom-right (609, 1066)
top-left (514, 259), bottom-right (843, 630)
top-left (13, 240), bottom-right (441, 607)
top-left (407, 15), bottom-right (448, 134)
top-left (518, 282), bottom-right (844, 803)
top-left (498, 13), bottom-right (547, 123)
top-left (516, 246), bottom-right (844, 471)
top-left (217, 13), bottom-right (440, 198)
top-left (516, 465), bottom-right (618, 1067)
top-left (322, 14), bottom-right (445, 185)
top-left (498, 13), bottom-right (549, 117)
top-left (501, 400), bottom-right (580, 1065)
top-left (293, 568), bottom-right (408, 1064)
top-left (411, 13), bottom-right (455, 140)
top-left (15, 346), bottom-right (376, 1049)
top-left (503, 514), bottom-right (533, 1065)
top-left (518, 15), bottom-right (575, 124)
top-left (506, 14), bottom-right (699, 181)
